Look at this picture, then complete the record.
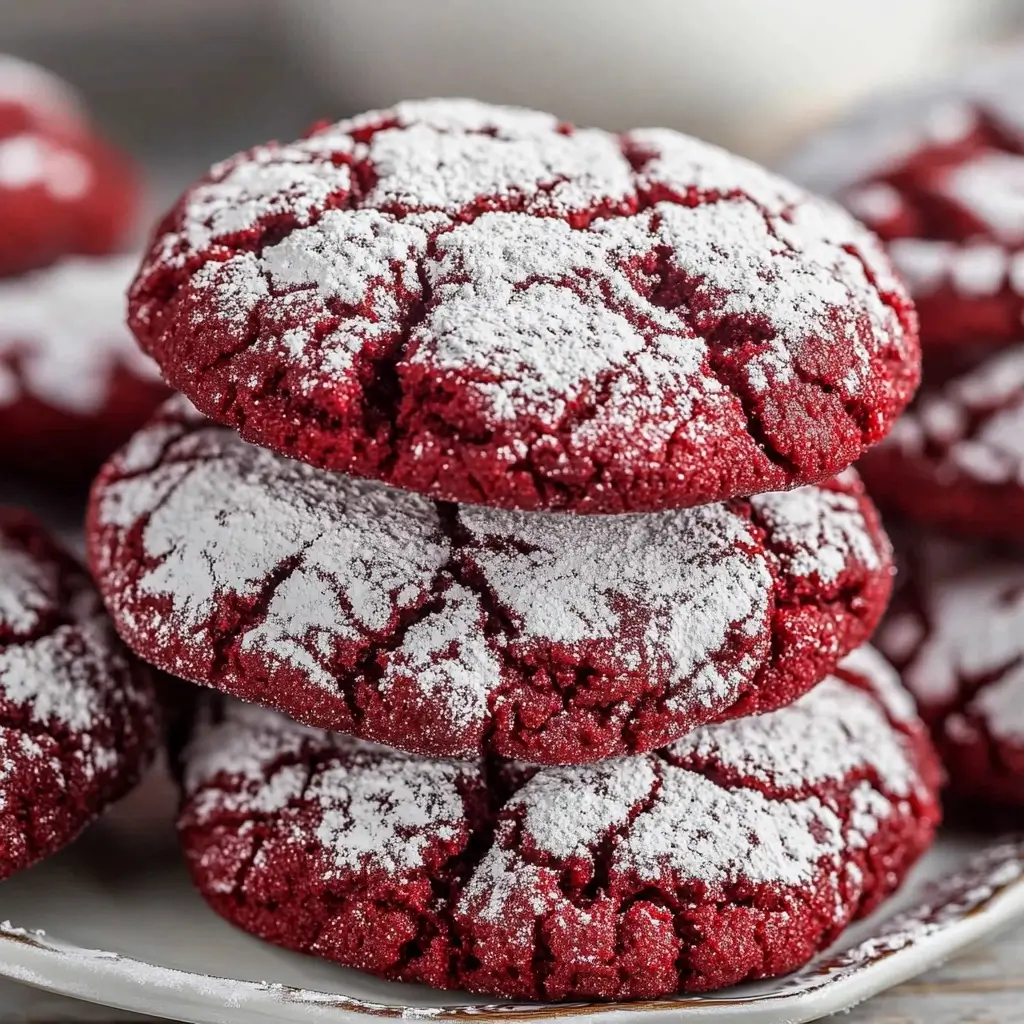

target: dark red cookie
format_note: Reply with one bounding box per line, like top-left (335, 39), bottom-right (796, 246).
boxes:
top-left (878, 538), bottom-right (1024, 807)
top-left (787, 52), bottom-right (1024, 351)
top-left (0, 507), bottom-right (157, 878)
top-left (0, 255), bottom-right (170, 482)
top-left (177, 645), bottom-right (940, 1001)
top-left (0, 56), bottom-right (138, 277)
top-left (88, 396), bottom-right (893, 765)
top-left (858, 345), bottom-right (1024, 542)
top-left (128, 98), bottom-right (917, 513)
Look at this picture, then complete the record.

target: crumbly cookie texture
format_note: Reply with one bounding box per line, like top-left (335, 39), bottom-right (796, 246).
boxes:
top-left (786, 52), bottom-right (1024, 349)
top-left (89, 397), bottom-right (892, 764)
top-left (879, 537), bottom-right (1024, 806)
top-left (859, 344), bottom-right (1024, 542)
top-left (0, 507), bottom-right (157, 878)
top-left (129, 98), bottom-right (917, 513)
top-left (176, 645), bottom-right (941, 1001)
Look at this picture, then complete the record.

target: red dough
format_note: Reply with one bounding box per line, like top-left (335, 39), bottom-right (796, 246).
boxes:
top-left (878, 539), bottom-right (1024, 807)
top-left (128, 99), bottom-right (917, 513)
top-left (176, 646), bottom-right (941, 1001)
top-left (0, 507), bottom-right (157, 877)
top-left (88, 396), bottom-right (893, 765)
top-left (0, 255), bottom-right (170, 482)
top-left (787, 53), bottom-right (1024, 351)
top-left (0, 56), bottom-right (137, 277)
top-left (859, 345), bottom-right (1024, 542)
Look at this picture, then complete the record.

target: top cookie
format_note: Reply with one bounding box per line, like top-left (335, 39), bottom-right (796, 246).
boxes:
top-left (130, 99), bottom-right (917, 513)
top-left (786, 50), bottom-right (1024, 349)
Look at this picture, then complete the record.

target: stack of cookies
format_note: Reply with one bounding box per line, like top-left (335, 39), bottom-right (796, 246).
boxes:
top-left (789, 51), bottom-right (1024, 814)
top-left (87, 100), bottom-right (942, 1001)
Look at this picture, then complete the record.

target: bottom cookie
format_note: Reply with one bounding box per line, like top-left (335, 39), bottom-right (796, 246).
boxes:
top-left (879, 538), bottom-right (1024, 808)
top-left (177, 646), bottom-right (941, 1001)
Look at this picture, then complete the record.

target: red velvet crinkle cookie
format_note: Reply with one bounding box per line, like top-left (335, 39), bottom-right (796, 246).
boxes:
top-left (0, 255), bottom-right (170, 481)
top-left (129, 98), bottom-right (918, 513)
top-left (878, 539), bottom-right (1024, 807)
top-left (177, 646), bottom-right (940, 1001)
top-left (0, 55), bottom-right (137, 277)
top-left (88, 396), bottom-right (893, 765)
top-left (787, 51), bottom-right (1024, 350)
top-left (0, 507), bottom-right (157, 878)
top-left (859, 345), bottom-right (1024, 542)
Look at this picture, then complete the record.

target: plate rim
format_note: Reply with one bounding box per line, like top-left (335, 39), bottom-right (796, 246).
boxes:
top-left (0, 836), bottom-right (1022, 1024)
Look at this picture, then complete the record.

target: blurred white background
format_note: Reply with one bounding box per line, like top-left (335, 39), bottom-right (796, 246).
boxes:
top-left (3, 0), bottom-right (1022, 202)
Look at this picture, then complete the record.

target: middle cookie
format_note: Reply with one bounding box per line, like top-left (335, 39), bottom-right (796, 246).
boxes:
top-left (88, 396), bottom-right (893, 765)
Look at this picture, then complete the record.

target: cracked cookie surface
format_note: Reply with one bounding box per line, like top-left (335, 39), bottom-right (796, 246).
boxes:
top-left (88, 396), bottom-right (892, 764)
top-left (176, 645), bottom-right (941, 1001)
top-left (0, 507), bottom-right (157, 878)
top-left (786, 52), bottom-right (1024, 352)
top-left (0, 56), bottom-right (137, 277)
top-left (879, 538), bottom-right (1024, 807)
top-left (129, 98), bottom-right (917, 513)
top-left (859, 345), bottom-right (1024, 542)
top-left (0, 255), bottom-right (170, 481)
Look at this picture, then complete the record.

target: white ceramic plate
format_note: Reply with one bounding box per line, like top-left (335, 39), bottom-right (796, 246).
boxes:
top-left (0, 770), bottom-right (1020, 1024)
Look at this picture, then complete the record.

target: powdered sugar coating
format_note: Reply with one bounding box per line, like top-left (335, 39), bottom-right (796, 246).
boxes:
top-left (664, 671), bottom-right (916, 795)
top-left (130, 98), bottom-right (917, 513)
top-left (879, 538), bottom-right (1024, 804)
top-left (785, 50), bottom-right (1024, 348)
top-left (177, 644), bottom-right (940, 1000)
top-left (860, 345), bottom-right (1024, 541)
top-left (0, 134), bottom-right (91, 201)
top-left (0, 256), bottom-right (169, 481)
top-left (0, 508), bottom-right (156, 879)
top-left (0, 256), bottom-right (161, 413)
top-left (88, 396), bottom-right (892, 765)
top-left (749, 486), bottom-right (883, 585)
